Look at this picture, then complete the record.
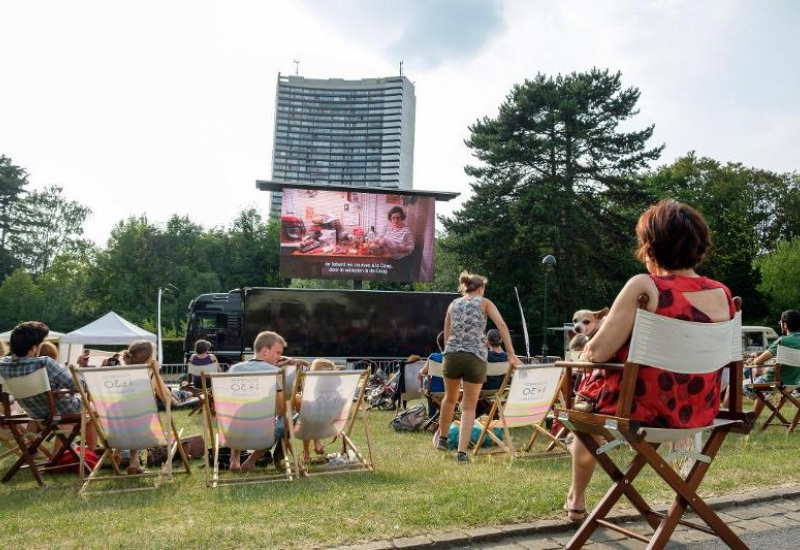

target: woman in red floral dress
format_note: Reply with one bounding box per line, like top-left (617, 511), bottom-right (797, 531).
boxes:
top-left (564, 200), bottom-right (735, 522)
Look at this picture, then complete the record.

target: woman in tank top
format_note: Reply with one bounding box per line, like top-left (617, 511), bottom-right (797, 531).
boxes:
top-left (436, 271), bottom-right (521, 463)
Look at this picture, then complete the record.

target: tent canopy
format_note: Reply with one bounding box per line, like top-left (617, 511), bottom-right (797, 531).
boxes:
top-left (0, 330), bottom-right (64, 342)
top-left (60, 312), bottom-right (156, 345)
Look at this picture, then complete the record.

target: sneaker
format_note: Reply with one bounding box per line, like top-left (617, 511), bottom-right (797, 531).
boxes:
top-left (435, 437), bottom-right (449, 451)
top-left (456, 451), bottom-right (470, 464)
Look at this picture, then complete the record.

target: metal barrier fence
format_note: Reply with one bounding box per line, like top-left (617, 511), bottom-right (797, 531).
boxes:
top-left (159, 363), bottom-right (231, 385)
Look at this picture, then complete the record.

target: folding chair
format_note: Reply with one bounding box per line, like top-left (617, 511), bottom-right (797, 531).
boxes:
top-left (555, 296), bottom-right (752, 549)
top-left (70, 364), bottom-right (191, 494)
top-left (473, 364), bottom-right (569, 459)
top-left (421, 357), bottom-right (445, 432)
top-left (748, 345), bottom-right (800, 433)
top-left (184, 361), bottom-right (224, 417)
top-left (395, 359), bottom-right (425, 412)
top-left (202, 370), bottom-right (298, 487)
top-left (294, 369), bottom-right (374, 476)
top-left (1, 368), bottom-right (84, 486)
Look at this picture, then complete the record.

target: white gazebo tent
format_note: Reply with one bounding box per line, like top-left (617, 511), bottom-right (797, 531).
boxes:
top-left (59, 312), bottom-right (156, 366)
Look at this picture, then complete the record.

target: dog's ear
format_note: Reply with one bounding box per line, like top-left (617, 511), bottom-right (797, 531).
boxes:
top-left (593, 307), bottom-right (610, 320)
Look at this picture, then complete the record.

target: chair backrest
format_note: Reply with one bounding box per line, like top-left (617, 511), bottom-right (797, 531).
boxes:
top-left (486, 361), bottom-right (509, 377)
top-left (187, 360), bottom-right (217, 378)
top-left (208, 371), bottom-right (282, 451)
top-left (427, 358), bottom-right (444, 378)
top-left (627, 309), bottom-right (735, 374)
top-left (503, 365), bottom-right (562, 428)
top-left (1, 366), bottom-right (51, 400)
top-left (483, 361), bottom-right (511, 392)
top-left (731, 311), bottom-right (743, 361)
top-left (296, 370), bottom-right (363, 440)
top-left (777, 345), bottom-right (800, 368)
top-left (78, 364), bottom-right (167, 450)
top-left (400, 360), bottom-right (425, 400)
top-left (282, 363), bottom-right (300, 396)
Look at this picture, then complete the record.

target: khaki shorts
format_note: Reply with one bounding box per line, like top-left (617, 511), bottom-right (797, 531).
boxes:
top-left (442, 352), bottom-right (487, 384)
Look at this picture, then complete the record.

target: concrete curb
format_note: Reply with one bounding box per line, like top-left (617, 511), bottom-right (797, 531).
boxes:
top-left (331, 485), bottom-right (800, 550)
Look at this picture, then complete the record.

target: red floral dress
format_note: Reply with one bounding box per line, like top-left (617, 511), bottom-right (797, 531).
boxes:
top-left (594, 275), bottom-right (735, 428)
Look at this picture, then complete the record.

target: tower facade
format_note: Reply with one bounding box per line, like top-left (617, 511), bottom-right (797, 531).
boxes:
top-left (270, 74), bottom-right (416, 218)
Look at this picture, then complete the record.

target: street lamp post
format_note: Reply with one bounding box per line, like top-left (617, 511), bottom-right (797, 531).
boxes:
top-left (541, 254), bottom-right (557, 361)
top-left (157, 284), bottom-right (178, 363)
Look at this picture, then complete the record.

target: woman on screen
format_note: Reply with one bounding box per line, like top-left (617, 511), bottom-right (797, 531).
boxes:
top-left (376, 206), bottom-right (415, 280)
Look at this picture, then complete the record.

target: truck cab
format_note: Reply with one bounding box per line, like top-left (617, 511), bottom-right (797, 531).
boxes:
top-left (184, 292), bottom-right (244, 364)
top-left (741, 325), bottom-right (779, 355)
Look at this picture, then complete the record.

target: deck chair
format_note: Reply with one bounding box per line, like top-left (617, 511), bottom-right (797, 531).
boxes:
top-left (184, 361), bottom-right (223, 417)
top-left (421, 357), bottom-right (445, 432)
top-left (395, 359), bottom-right (425, 411)
top-left (748, 345), bottom-right (800, 433)
top-left (70, 364), bottom-right (191, 494)
top-left (473, 364), bottom-right (569, 459)
top-left (202, 370), bottom-right (297, 487)
top-left (555, 296), bottom-right (752, 550)
top-left (294, 370), bottom-right (374, 476)
top-left (1, 367), bottom-right (84, 486)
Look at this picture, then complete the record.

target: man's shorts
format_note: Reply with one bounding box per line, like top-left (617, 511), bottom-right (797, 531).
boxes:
top-left (442, 352), bottom-right (487, 384)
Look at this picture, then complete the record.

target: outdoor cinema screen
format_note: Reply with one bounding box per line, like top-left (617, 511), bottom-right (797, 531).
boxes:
top-left (279, 188), bottom-right (435, 282)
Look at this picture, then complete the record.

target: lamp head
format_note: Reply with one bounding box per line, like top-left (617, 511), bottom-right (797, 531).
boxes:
top-left (542, 254), bottom-right (557, 267)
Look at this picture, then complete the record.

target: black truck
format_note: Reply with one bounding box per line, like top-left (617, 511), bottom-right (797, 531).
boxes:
top-left (184, 288), bottom-right (458, 364)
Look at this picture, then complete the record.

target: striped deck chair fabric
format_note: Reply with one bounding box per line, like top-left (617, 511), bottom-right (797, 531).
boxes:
top-left (474, 364), bottom-right (567, 458)
top-left (81, 367), bottom-right (167, 450)
top-left (213, 373), bottom-right (279, 451)
top-left (294, 370), bottom-right (373, 476)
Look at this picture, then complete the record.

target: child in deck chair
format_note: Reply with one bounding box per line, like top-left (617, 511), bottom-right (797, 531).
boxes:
top-left (296, 358), bottom-right (337, 463)
top-left (227, 331), bottom-right (287, 472)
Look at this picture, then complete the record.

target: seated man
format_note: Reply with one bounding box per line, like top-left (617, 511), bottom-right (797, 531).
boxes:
top-left (746, 309), bottom-right (800, 420)
top-left (227, 330), bottom-right (287, 471)
top-left (0, 321), bottom-right (97, 450)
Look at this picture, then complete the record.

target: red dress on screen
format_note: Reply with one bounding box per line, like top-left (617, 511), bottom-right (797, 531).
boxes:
top-left (595, 275), bottom-right (735, 428)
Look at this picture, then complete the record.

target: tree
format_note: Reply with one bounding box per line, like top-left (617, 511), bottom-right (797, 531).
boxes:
top-left (757, 237), bottom-right (800, 320)
top-left (442, 69), bottom-right (663, 337)
top-left (0, 155), bottom-right (29, 277)
top-left (642, 153), bottom-right (794, 320)
top-left (0, 269), bottom-right (45, 329)
top-left (9, 185), bottom-right (91, 274)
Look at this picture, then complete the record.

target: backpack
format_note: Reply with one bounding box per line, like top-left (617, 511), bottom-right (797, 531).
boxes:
top-left (390, 404), bottom-right (426, 432)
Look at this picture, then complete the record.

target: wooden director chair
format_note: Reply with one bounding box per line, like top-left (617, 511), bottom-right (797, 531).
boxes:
top-left (555, 296), bottom-right (753, 550)
top-left (202, 369), bottom-right (298, 487)
top-left (473, 363), bottom-right (569, 459)
top-left (1, 367), bottom-right (84, 486)
top-left (747, 345), bottom-right (800, 433)
top-left (71, 364), bottom-right (191, 494)
top-left (293, 369), bottom-right (374, 476)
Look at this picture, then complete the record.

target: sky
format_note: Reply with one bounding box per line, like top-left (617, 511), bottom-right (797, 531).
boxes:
top-left (1, 0), bottom-right (799, 247)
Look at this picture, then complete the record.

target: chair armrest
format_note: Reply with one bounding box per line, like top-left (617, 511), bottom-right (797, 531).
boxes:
top-left (554, 361), bottom-right (625, 371)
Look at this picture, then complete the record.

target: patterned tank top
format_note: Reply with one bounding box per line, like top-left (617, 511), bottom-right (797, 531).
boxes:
top-left (444, 296), bottom-right (488, 361)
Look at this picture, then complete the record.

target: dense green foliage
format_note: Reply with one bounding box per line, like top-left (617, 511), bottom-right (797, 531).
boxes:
top-left (1, 68), bottom-right (798, 343)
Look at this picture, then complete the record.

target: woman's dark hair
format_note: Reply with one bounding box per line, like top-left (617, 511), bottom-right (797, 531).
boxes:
top-left (9, 321), bottom-right (49, 357)
top-left (780, 310), bottom-right (800, 332)
top-left (458, 271), bottom-right (486, 294)
top-left (487, 329), bottom-right (503, 347)
top-left (194, 339), bottom-right (212, 354)
top-left (387, 206), bottom-right (406, 221)
top-left (636, 199), bottom-right (711, 270)
top-left (436, 331), bottom-right (445, 352)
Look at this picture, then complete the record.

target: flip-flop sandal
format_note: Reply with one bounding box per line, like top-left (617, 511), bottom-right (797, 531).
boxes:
top-left (563, 504), bottom-right (587, 523)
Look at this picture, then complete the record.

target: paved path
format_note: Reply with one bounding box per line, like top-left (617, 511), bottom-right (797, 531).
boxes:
top-left (458, 494), bottom-right (800, 549)
top-left (333, 486), bottom-right (800, 550)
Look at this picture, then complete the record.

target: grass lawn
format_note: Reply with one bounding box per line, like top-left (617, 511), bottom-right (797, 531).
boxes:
top-left (2, 403), bottom-right (800, 549)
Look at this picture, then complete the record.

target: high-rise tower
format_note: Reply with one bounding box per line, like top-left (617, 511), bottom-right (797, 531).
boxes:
top-left (270, 74), bottom-right (416, 218)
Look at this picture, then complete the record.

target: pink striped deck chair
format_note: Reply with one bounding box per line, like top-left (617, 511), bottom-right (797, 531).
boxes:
top-left (202, 370), bottom-right (298, 487)
top-left (70, 364), bottom-right (191, 494)
top-left (473, 364), bottom-right (569, 459)
top-left (293, 369), bottom-right (373, 476)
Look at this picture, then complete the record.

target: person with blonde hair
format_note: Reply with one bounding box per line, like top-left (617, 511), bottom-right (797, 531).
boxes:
top-left (437, 271), bottom-right (520, 463)
top-left (39, 341), bottom-right (59, 362)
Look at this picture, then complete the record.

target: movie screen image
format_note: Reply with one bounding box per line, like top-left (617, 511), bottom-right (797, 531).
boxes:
top-left (279, 188), bottom-right (435, 282)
